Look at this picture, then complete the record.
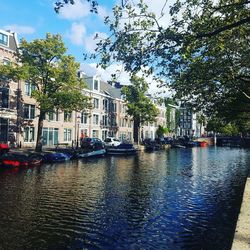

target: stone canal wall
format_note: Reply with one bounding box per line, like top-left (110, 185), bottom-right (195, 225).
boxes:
top-left (232, 177), bottom-right (250, 249)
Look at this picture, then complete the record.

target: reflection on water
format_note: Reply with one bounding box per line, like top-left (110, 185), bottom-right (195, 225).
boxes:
top-left (0, 147), bottom-right (249, 249)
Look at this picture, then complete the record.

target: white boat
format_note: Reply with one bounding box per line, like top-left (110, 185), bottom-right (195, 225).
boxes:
top-left (171, 143), bottom-right (186, 148)
top-left (77, 149), bottom-right (106, 158)
top-left (106, 143), bottom-right (137, 155)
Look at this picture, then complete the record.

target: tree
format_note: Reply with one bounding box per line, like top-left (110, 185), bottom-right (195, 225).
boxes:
top-left (121, 75), bottom-right (159, 143)
top-left (53, 0), bottom-right (129, 13)
top-left (206, 115), bottom-right (250, 136)
top-left (54, 0), bottom-right (98, 13)
top-left (94, 0), bottom-right (250, 126)
top-left (165, 98), bottom-right (178, 134)
top-left (0, 33), bottom-right (91, 151)
top-left (156, 125), bottom-right (168, 138)
top-left (221, 123), bottom-right (239, 136)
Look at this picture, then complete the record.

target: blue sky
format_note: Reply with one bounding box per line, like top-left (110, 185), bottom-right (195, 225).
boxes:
top-left (0, 0), bottom-right (116, 63)
top-left (0, 0), bottom-right (172, 95)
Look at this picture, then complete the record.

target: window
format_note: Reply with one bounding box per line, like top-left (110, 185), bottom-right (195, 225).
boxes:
top-left (64, 129), bottom-right (72, 142)
top-left (48, 111), bottom-right (59, 121)
top-left (93, 114), bottom-right (99, 125)
top-left (24, 127), bottom-right (35, 142)
top-left (92, 130), bottom-right (98, 137)
top-left (42, 127), bottom-right (59, 146)
top-left (64, 112), bottom-right (72, 122)
top-left (80, 129), bottom-right (88, 138)
top-left (25, 82), bottom-right (36, 96)
top-left (3, 58), bottom-right (10, 65)
top-left (93, 98), bottom-right (99, 109)
top-left (81, 113), bottom-right (88, 124)
top-left (23, 104), bottom-right (35, 119)
top-left (102, 115), bottom-right (108, 126)
top-left (0, 33), bottom-right (8, 46)
top-left (103, 99), bottom-right (108, 111)
top-left (0, 88), bottom-right (9, 108)
top-left (0, 118), bottom-right (8, 142)
top-left (94, 80), bottom-right (98, 90)
top-left (111, 117), bottom-right (117, 126)
top-left (102, 130), bottom-right (108, 141)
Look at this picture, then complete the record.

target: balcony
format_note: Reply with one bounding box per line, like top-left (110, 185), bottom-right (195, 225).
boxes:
top-left (0, 107), bottom-right (17, 119)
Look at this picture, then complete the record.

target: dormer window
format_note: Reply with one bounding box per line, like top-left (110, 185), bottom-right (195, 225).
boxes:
top-left (94, 79), bottom-right (99, 91)
top-left (0, 32), bottom-right (8, 46)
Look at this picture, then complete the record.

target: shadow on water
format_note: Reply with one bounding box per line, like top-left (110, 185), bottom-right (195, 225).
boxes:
top-left (0, 147), bottom-right (249, 249)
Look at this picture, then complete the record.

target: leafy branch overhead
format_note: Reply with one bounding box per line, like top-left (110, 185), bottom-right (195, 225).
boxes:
top-left (54, 0), bottom-right (98, 13)
top-left (94, 0), bottom-right (250, 126)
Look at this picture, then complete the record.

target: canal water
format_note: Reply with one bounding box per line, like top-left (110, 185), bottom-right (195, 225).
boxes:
top-left (0, 147), bottom-right (249, 250)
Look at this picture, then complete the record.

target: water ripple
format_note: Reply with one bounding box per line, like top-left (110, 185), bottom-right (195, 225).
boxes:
top-left (0, 148), bottom-right (249, 249)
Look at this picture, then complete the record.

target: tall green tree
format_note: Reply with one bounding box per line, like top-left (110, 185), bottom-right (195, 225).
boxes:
top-left (94, 0), bottom-right (250, 127)
top-left (165, 98), bottom-right (178, 134)
top-left (121, 75), bottom-right (159, 143)
top-left (156, 125), bottom-right (168, 138)
top-left (0, 33), bottom-right (91, 151)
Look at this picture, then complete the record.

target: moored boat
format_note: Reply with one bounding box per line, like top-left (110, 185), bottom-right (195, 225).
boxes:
top-left (198, 141), bottom-right (208, 147)
top-left (106, 143), bottom-right (137, 155)
top-left (171, 143), bottom-right (186, 148)
top-left (0, 143), bottom-right (9, 155)
top-left (145, 143), bottom-right (161, 151)
top-left (42, 152), bottom-right (72, 163)
top-left (77, 148), bottom-right (106, 158)
top-left (0, 153), bottom-right (43, 168)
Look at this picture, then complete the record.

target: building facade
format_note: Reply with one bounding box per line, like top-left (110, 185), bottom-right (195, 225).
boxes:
top-left (0, 29), bottom-right (135, 148)
top-left (0, 29), bottom-right (19, 144)
top-left (179, 105), bottom-right (205, 138)
top-left (141, 98), bottom-right (167, 141)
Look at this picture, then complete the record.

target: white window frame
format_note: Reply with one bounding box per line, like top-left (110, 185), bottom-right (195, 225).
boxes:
top-left (93, 114), bottom-right (99, 125)
top-left (24, 126), bottom-right (35, 142)
top-left (0, 32), bottom-right (8, 46)
top-left (64, 128), bottom-right (72, 142)
top-left (23, 104), bottom-right (35, 119)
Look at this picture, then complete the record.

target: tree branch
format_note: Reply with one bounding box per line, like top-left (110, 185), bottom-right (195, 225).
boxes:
top-left (210, 1), bottom-right (250, 14)
top-left (197, 16), bottom-right (250, 38)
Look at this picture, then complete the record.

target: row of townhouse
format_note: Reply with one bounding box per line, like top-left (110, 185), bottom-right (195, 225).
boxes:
top-left (22, 74), bottom-right (135, 148)
top-left (0, 29), bottom-right (167, 148)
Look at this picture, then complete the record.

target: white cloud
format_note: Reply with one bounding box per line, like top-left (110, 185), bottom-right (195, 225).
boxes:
top-left (67, 22), bottom-right (86, 45)
top-left (59, 0), bottom-right (91, 20)
top-left (81, 63), bottom-right (130, 83)
top-left (115, 0), bottom-right (179, 28)
top-left (97, 5), bottom-right (110, 20)
top-left (4, 24), bottom-right (35, 35)
top-left (67, 23), bottom-right (108, 52)
top-left (84, 32), bottom-right (108, 53)
top-left (59, 0), bottom-right (111, 21)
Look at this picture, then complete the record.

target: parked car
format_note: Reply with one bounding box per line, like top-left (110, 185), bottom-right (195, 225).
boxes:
top-left (104, 137), bottom-right (121, 147)
top-left (80, 137), bottom-right (104, 150)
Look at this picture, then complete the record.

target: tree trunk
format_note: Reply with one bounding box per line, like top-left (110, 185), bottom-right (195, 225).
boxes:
top-left (133, 118), bottom-right (140, 145)
top-left (35, 111), bottom-right (45, 152)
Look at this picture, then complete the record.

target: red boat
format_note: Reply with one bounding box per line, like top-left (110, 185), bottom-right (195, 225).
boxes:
top-left (0, 143), bottom-right (9, 155)
top-left (0, 153), bottom-right (43, 168)
top-left (199, 141), bottom-right (208, 147)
